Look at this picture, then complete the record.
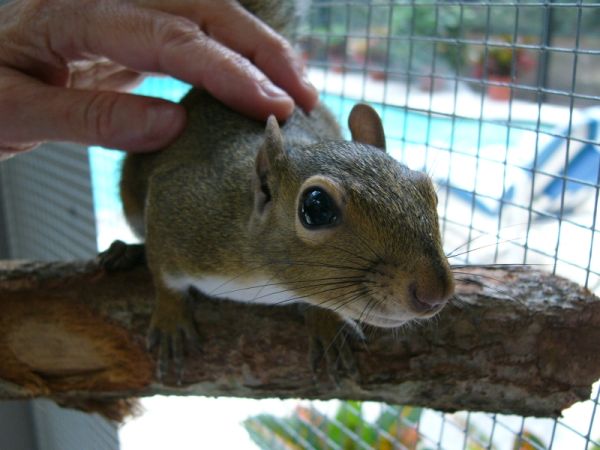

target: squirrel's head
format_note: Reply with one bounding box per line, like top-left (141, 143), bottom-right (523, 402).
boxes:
top-left (249, 104), bottom-right (454, 328)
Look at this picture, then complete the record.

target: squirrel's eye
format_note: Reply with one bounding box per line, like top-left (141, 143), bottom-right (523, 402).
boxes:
top-left (299, 187), bottom-right (340, 228)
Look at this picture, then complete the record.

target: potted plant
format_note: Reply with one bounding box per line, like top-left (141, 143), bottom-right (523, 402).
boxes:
top-left (472, 36), bottom-right (535, 100)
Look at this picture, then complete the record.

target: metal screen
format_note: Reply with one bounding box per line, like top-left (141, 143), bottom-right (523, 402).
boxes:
top-left (85, 0), bottom-right (600, 448)
top-left (242, 0), bottom-right (600, 448)
top-left (0, 142), bottom-right (97, 261)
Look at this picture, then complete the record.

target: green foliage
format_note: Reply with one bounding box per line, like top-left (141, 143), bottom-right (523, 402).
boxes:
top-left (243, 400), bottom-right (557, 450)
top-left (303, 0), bottom-right (599, 78)
top-left (243, 401), bottom-right (423, 450)
top-left (512, 431), bottom-right (548, 450)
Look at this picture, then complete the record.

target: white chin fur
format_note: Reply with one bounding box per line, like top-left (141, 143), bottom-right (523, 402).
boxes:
top-left (162, 273), bottom-right (303, 306)
top-left (350, 313), bottom-right (411, 328)
top-left (339, 305), bottom-right (416, 328)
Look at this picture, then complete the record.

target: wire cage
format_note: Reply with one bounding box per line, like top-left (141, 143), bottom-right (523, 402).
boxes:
top-left (9, 0), bottom-right (594, 448)
top-left (248, 0), bottom-right (599, 448)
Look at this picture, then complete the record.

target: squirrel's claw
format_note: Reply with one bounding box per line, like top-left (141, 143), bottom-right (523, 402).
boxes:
top-left (147, 301), bottom-right (200, 385)
top-left (145, 327), bottom-right (169, 381)
top-left (158, 331), bottom-right (171, 381)
top-left (304, 307), bottom-right (364, 386)
top-left (147, 322), bottom-right (199, 384)
top-left (98, 240), bottom-right (145, 271)
top-left (146, 327), bottom-right (161, 352)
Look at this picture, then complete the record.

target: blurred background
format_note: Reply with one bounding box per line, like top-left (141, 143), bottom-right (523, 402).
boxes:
top-left (0, 0), bottom-right (599, 448)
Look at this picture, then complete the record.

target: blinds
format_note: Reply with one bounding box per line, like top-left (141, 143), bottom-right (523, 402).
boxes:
top-left (0, 142), bottom-right (97, 261)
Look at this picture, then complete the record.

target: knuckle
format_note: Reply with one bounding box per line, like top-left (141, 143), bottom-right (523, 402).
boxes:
top-left (257, 34), bottom-right (298, 70)
top-left (216, 49), bottom-right (264, 83)
top-left (218, 48), bottom-right (250, 71)
top-left (82, 91), bottom-right (121, 143)
top-left (269, 36), bottom-right (294, 58)
top-left (155, 17), bottom-right (202, 50)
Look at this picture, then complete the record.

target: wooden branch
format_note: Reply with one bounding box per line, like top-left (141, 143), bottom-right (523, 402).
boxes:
top-left (0, 258), bottom-right (599, 418)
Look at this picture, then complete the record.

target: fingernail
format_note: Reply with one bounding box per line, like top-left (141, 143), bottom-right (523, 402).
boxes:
top-left (260, 81), bottom-right (290, 100)
top-left (302, 72), bottom-right (318, 94)
top-left (145, 104), bottom-right (185, 144)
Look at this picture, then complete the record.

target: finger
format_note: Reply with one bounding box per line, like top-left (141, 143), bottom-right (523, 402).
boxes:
top-left (0, 70), bottom-right (185, 152)
top-left (0, 142), bottom-right (39, 156)
top-left (213, 21), bottom-right (319, 114)
top-left (69, 61), bottom-right (146, 92)
top-left (91, 69), bottom-right (145, 92)
top-left (138, 0), bottom-right (319, 113)
top-left (52, 3), bottom-right (295, 121)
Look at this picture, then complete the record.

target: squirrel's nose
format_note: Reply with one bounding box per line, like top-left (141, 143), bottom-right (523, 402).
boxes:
top-left (408, 276), bottom-right (454, 313)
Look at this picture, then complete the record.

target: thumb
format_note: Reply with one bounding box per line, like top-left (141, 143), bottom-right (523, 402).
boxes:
top-left (1, 76), bottom-right (186, 152)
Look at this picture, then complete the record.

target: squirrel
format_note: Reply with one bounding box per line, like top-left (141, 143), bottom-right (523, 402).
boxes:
top-left (115, 0), bottom-right (455, 380)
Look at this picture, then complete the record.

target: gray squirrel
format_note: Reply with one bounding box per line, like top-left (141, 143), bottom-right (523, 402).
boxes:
top-left (116, 0), bottom-right (455, 379)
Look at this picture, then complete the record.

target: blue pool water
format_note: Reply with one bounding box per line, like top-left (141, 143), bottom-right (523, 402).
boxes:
top-left (321, 92), bottom-right (528, 156)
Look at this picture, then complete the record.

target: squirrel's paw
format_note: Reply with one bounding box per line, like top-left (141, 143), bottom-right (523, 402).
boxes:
top-left (304, 307), bottom-right (365, 386)
top-left (98, 240), bottom-right (145, 271)
top-left (147, 312), bottom-right (200, 384)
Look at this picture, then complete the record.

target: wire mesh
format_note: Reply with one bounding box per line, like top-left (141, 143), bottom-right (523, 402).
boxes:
top-left (0, 142), bottom-right (97, 261)
top-left (85, 0), bottom-right (600, 448)
top-left (280, 0), bottom-right (600, 449)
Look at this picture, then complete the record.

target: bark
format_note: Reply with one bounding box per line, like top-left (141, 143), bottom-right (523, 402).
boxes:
top-left (0, 258), bottom-right (599, 418)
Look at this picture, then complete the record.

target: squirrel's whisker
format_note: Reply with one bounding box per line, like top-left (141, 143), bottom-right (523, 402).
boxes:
top-left (262, 282), bottom-right (363, 304)
top-left (317, 242), bottom-right (381, 268)
top-left (253, 250), bottom-right (363, 268)
top-left (215, 278), bottom-right (370, 300)
top-left (446, 233), bottom-right (492, 258)
top-left (271, 284), bottom-right (366, 307)
top-left (346, 227), bottom-right (384, 262)
top-left (451, 263), bottom-right (544, 269)
top-left (447, 237), bottom-right (523, 260)
top-left (359, 294), bottom-right (381, 325)
top-left (327, 288), bottom-right (375, 317)
top-left (259, 258), bottom-right (373, 274)
top-left (210, 275), bottom-right (372, 297)
top-left (207, 260), bottom-right (287, 296)
top-left (445, 223), bottom-right (530, 258)
top-left (316, 287), bottom-right (369, 311)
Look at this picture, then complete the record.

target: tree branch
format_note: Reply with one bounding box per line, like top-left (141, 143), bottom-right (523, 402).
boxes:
top-left (0, 258), bottom-right (598, 418)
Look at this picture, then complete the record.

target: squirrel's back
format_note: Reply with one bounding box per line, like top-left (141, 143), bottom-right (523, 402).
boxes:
top-left (120, 90), bottom-right (340, 237)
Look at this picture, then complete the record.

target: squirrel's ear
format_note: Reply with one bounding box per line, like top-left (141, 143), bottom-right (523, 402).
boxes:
top-left (256, 115), bottom-right (285, 176)
top-left (348, 104), bottom-right (386, 152)
top-left (264, 115), bottom-right (286, 161)
top-left (254, 116), bottom-right (285, 216)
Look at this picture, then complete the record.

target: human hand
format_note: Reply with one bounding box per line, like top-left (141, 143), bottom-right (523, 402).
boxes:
top-left (0, 0), bottom-right (318, 157)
